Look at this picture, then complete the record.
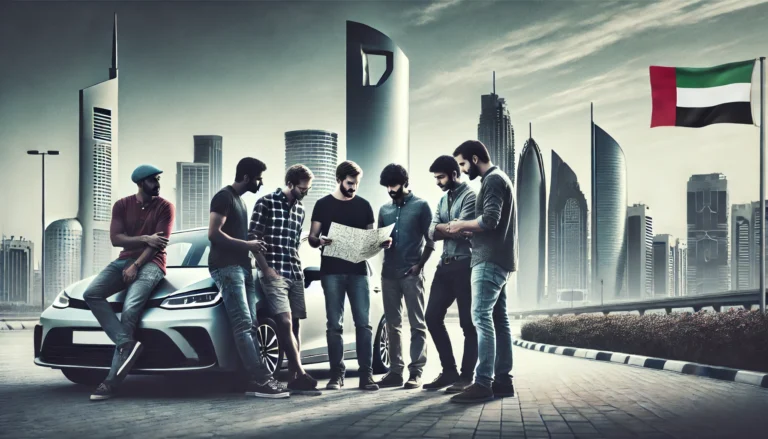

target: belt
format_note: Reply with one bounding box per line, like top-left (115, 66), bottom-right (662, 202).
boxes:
top-left (442, 255), bottom-right (470, 265)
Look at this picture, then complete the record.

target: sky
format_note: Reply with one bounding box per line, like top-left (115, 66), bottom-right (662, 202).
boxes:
top-left (1, 0), bottom-right (768, 268)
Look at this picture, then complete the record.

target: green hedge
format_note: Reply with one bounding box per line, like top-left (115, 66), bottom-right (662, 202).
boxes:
top-left (520, 309), bottom-right (768, 373)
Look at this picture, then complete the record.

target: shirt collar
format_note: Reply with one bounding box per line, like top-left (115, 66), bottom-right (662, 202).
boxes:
top-left (481, 166), bottom-right (498, 181)
top-left (449, 182), bottom-right (468, 198)
top-left (392, 190), bottom-right (415, 205)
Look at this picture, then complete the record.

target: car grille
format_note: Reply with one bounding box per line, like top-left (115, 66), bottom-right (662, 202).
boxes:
top-left (40, 327), bottom-right (216, 369)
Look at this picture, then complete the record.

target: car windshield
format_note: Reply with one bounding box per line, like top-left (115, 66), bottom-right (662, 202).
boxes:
top-left (166, 230), bottom-right (210, 268)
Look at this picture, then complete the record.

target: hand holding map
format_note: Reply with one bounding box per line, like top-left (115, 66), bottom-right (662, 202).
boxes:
top-left (322, 222), bottom-right (395, 264)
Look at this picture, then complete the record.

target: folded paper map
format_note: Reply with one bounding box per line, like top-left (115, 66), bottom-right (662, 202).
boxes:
top-left (322, 222), bottom-right (395, 264)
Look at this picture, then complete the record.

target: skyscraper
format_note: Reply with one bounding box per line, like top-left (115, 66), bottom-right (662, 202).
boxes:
top-left (627, 204), bottom-right (653, 299)
top-left (548, 150), bottom-right (589, 304)
top-left (346, 21), bottom-right (409, 219)
top-left (653, 234), bottom-right (675, 297)
top-left (77, 14), bottom-right (119, 278)
top-left (176, 162), bottom-right (211, 230)
top-left (478, 72), bottom-right (515, 181)
top-left (686, 174), bottom-right (730, 295)
top-left (1, 236), bottom-right (34, 304)
top-left (516, 127), bottom-right (546, 308)
top-left (285, 130), bottom-right (339, 224)
top-left (674, 238), bottom-right (688, 297)
top-left (193, 135), bottom-right (223, 196)
top-left (45, 220), bottom-right (83, 305)
top-left (731, 203), bottom-right (754, 290)
top-left (750, 200), bottom-right (768, 289)
top-left (591, 122), bottom-right (628, 300)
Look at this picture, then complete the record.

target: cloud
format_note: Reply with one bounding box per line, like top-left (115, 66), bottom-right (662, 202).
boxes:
top-left (405, 0), bottom-right (465, 26)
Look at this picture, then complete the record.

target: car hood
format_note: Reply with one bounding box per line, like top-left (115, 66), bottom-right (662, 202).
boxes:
top-left (64, 267), bottom-right (215, 302)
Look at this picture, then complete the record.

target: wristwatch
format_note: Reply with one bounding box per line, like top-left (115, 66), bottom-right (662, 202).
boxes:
top-left (133, 261), bottom-right (140, 268)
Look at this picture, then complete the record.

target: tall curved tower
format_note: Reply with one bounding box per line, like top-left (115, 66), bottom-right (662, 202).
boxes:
top-left (44, 219), bottom-right (82, 304)
top-left (516, 128), bottom-right (546, 308)
top-left (547, 150), bottom-right (588, 304)
top-left (285, 130), bottom-right (339, 224)
top-left (591, 122), bottom-right (628, 300)
top-left (346, 21), bottom-right (409, 217)
top-left (78, 14), bottom-right (119, 278)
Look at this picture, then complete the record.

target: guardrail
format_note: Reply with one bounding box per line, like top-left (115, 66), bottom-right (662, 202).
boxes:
top-left (510, 289), bottom-right (768, 318)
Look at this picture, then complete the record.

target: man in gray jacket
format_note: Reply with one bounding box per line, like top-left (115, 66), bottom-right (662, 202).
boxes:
top-left (446, 140), bottom-right (518, 403)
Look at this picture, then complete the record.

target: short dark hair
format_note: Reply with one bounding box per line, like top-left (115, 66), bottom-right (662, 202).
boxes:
top-left (235, 157), bottom-right (267, 182)
top-left (336, 161), bottom-right (362, 182)
top-left (453, 140), bottom-right (490, 163)
top-left (379, 163), bottom-right (409, 187)
top-left (285, 164), bottom-right (314, 186)
top-left (429, 155), bottom-right (460, 178)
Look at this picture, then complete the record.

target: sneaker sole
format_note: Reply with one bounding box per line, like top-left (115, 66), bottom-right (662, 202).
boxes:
top-left (404, 384), bottom-right (421, 389)
top-left (450, 395), bottom-right (495, 404)
top-left (89, 395), bottom-right (112, 401)
top-left (423, 384), bottom-right (452, 391)
top-left (444, 387), bottom-right (467, 394)
top-left (245, 392), bottom-right (290, 399)
top-left (289, 389), bottom-right (323, 396)
top-left (116, 342), bottom-right (143, 379)
top-left (326, 384), bottom-right (342, 390)
top-left (359, 386), bottom-right (379, 391)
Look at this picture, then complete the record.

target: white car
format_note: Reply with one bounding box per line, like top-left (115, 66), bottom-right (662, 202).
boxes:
top-left (34, 228), bottom-right (390, 385)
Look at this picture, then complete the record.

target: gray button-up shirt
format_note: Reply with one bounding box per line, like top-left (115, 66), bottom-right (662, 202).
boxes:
top-left (378, 191), bottom-right (435, 279)
top-left (427, 182), bottom-right (476, 260)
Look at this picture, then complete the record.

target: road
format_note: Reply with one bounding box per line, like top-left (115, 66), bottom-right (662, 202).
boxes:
top-left (1, 319), bottom-right (767, 438)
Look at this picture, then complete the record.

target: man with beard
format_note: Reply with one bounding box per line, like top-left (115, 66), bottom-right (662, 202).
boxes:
top-left (208, 157), bottom-right (289, 399)
top-left (307, 161), bottom-right (380, 391)
top-left (85, 164), bottom-right (175, 401)
top-left (249, 164), bottom-right (320, 395)
top-left (376, 163), bottom-right (434, 389)
top-left (447, 140), bottom-right (517, 404)
top-left (423, 155), bottom-right (478, 394)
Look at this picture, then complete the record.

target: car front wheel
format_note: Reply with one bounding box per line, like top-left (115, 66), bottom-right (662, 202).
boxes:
top-left (372, 316), bottom-right (390, 374)
top-left (256, 317), bottom-right (284, 374)
top-left (62, 368), bottom-right (108, 386)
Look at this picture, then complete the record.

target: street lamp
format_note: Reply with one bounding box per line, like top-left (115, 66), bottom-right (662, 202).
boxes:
top-left (600, 279), bottom-right (604, 306)
top-left (27, 150), bottom-right (59, 311)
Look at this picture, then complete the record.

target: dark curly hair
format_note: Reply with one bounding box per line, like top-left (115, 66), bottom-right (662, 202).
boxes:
top-left (429, 155), bottom-right (460, 178)
top-left (379, 163), bottom-right (409, 187)
top-left (453, 140), bottom-right (490, 163)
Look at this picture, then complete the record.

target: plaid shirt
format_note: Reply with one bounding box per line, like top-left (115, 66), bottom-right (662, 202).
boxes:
top-left (247, 188), bottom-right (305, 280)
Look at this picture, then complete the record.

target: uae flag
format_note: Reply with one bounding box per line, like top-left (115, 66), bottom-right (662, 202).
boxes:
top-left (650, 59), bottom-right (756, 128)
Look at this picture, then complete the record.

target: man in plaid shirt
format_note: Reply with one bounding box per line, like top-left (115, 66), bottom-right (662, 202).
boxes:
top-left (248, 164), bottom-right (319, 394)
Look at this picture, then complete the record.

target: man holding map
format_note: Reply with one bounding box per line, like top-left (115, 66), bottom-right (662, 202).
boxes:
top-left (308, 161), bottom-right (381, 392)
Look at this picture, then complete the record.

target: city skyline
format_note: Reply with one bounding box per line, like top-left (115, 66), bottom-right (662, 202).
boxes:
top-left (2, 1), bottom-right (768, 268)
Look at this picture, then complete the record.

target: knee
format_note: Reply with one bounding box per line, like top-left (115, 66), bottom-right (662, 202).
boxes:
top-left (231, 317), bottom-right (253, 334)
top-left (425, 311), bottom-right (441, 331)
top-left (275, 314), bottom-right (292, 331)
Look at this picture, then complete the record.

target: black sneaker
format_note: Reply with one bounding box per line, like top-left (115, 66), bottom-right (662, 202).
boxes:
top-left (376, 372), bottom-right (404, 388)
top-left (288, 373), bottom-right (321, 395)
top-left (404, 374), bottom-right (422, 389)
top-left (326, 374), bottom-right (344, 390)
top-left (245, 377), bottom-right (290, 399)
top-left (358, 374), bottom-right (379, 391)
top-left (114, 341), bottom-right (144, 382)
top-left (423, 370), bottom-right (460, 391)
top-left (450, 383), bottom-right (494, 404)
top-left (492, 379), bottom-right (515, 397)
top-left (90, 382), bottom-right (115, 401)
top-left (445, 375), bottom-right (473, 394)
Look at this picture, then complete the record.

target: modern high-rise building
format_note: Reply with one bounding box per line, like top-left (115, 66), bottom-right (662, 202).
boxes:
top-left (686, 174), bottom-right (730, 295)
top-left (548, 150), bottom-right (589, 305)
top-left (285, 130), bottom-right (339, 224)
top-left (478, 72), bottom-right (515, 181)
top-left (45, 219), bottom-right (83, 305)
top-left (516, 129), bottom-right (546, 308)
top-left (627, 204), bottom-right (653, 299)
top-left (653, 234), bottom-right (675, 297)
top-left (77, 15), bottom-right (119, 278)
top-left (750, 201), bottom-right (768, 288)
top-left (1, 236), bottom-right (34, 304)
top-left (346, 21), bottom-right (409, 219)
top-left (591, 122), bottom-right (628, 300)
top-left (732, 203), bottom-right (754, 291)
top-left (674, 238), bottom-right (688, 297)
top-left (193, 135), bottom-right (223, 196)
top-left (176, 162), bottom-right (211, 231)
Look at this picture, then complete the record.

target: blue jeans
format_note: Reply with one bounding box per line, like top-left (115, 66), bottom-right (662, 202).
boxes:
top-left (210, 265), bottom-right (271, 382)
top-left (471, 262), bottom-right (514, 389)
top-left (321, 274), bottom-right (373, 376)
top-left (83, 258), bottom-right (164, 385)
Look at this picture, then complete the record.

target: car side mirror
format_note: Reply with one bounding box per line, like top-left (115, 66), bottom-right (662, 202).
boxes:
top-left (304, 267), bottom-right (321, 288)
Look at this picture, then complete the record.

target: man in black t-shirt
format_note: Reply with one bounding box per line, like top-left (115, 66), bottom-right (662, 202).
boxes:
top-left (308, 161), bottom-right (380, 391)
top-left (207, 157), bottom-right (288, 399)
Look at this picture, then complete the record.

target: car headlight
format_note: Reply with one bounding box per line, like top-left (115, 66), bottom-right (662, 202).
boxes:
top-left (52, 290), bottom-right (70, 309)
top-left (160, 289), bottom-right (221, 310)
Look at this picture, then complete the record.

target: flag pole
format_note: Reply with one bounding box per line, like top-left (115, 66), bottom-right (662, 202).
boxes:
top-left (760, 56), bottom-right (765, 314)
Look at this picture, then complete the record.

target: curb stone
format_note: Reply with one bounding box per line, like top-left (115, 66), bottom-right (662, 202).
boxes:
top-left (513, 339), bottom-right (768, 389)
top-left (0, 320), bottom-right (38, 331)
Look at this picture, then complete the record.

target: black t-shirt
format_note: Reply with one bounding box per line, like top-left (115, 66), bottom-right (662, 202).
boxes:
top-left (311, 194), bottom-right (375, 275)
top-left (208, 186), bottom-right (251, 270)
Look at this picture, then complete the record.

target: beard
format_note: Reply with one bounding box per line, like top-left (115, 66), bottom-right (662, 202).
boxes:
top-left (248, 181), bottom-right (262, 194)
top-left (292, 188), bottom-right (305, 201)
top-left (142, 182), bottom-right (160, 196)
top-left (438, 179), bottom-right (457, 192)
top-left (467, 162), bottom-right (480, 181)
top-left (388, 187), bottom-right (404, 199)
top-left (340, 183), bottom-right (355, 198)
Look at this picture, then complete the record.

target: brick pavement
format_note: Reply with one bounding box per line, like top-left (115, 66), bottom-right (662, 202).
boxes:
top-left (2, 326), bottom-right (768, 438)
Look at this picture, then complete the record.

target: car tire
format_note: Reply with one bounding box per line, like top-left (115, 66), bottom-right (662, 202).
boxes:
top-left (61, 368), bottom-right (108, 386)
top-left (372, 316), bottom-right (390, 374)
top-left (256, 317), bottom-right (284, 375)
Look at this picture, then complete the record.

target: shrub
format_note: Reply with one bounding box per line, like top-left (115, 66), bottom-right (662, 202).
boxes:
top-left (520, 309), bottom-right (768, 373)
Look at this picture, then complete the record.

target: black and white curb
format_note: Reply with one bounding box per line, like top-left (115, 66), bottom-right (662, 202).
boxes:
top-left (513, 339), bottom-right (768, 389)
top-left (0, 320), bottom-right (38, 331)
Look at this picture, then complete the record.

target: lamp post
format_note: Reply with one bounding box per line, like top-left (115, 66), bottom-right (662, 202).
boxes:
top-left (27, 150), bottom-right (59, 311)
top-left (601, 279), bottom-right (604, 306)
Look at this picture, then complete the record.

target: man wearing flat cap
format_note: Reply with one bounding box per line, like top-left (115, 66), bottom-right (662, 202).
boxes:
top-left (83, 164), bottom-right (175, 401)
